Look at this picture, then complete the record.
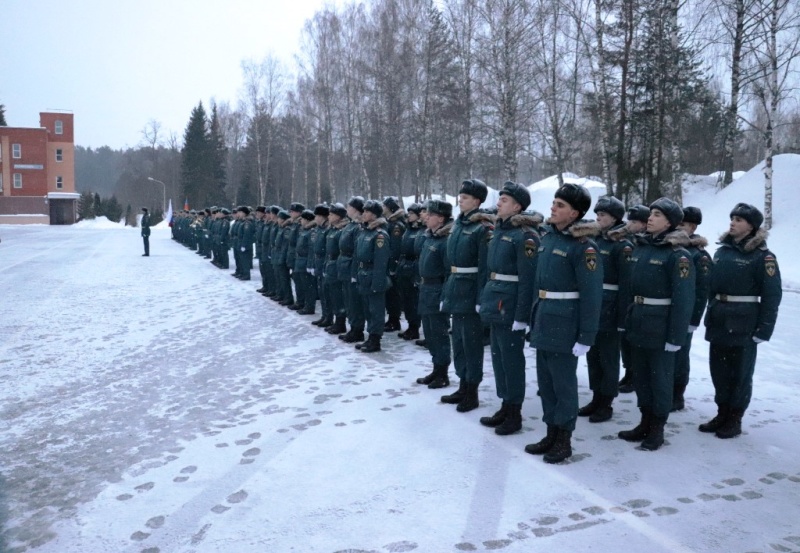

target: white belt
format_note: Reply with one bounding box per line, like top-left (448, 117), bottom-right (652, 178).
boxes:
top-left (715, 294), bottom-right (759, 303)
top-left (539, 290), bottom-right (580, 300)
top-left (451, 266), bottom-right (479, 274)
top-left (603, 283), bottom-right (619, 291)
top-left (490, 273), bottom-right (519, 282)
top-left (634, 296), bottom-right (671, 305)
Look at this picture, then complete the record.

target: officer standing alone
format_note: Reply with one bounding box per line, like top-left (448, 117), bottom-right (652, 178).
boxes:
top-left (140, 207), bottom-right (151, 256)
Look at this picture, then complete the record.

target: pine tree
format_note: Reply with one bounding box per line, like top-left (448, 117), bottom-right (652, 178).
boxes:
top-left (78, 191), bottom-right (95, 220)
top-left (0, 104), bottom-right (7, 126)
top-left (181, 102), bottom-right (215, 207)
top-left (209, 103), bottom-right (229, 205)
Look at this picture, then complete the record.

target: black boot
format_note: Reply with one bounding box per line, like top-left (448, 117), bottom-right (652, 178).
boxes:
top-left (399, 325), bottom-right (420, 340)
top-left (325, 316), bottom-right (347, 334)
top-left (415, 366), bottom-right (437, 385)
top-left (715, 409), bottom-right (743, 439)
top-left (440, 380), bottom-right (466, 403)
top-left (618, 408), bottom-right (651, 442)
top-left (427, 364), bottom-right (450, 389)
top-left (480, 402), bottom-right (508, 427)
top-left (317, 315), bottom-right (334, 328)
top-left (671, 383), bottom-right (687, 412)
top-left (456, 382), bottom-right (480, 413)
top-left (578, 392), bottom-right (600, 417)
top-left (384, 317), bottom-right (401, 332)
top-left (589, 395), bottom-right (614, 423)
top-left (543, 428), bottom-right (573, 463)
top-left (297, 307), bottom-right (316, 315)
top-left (699, 405), bottom-right (730, 433)
top-left (311, 315), bottom-right (327, 326)
top-left (415, 338), bottom-right (427, 348)
top-left (359, 334), bottom-right (382, 353)
top-left (495, 404), bottom-right (522, 435)
top-left (641, 415), bottom-right (667, 450)
top-left (341, 329), bottom-right (365, 343)
top-left (618, 368), bottom-right (635, 394)
top-left (525, 425), bottom-right (558, 455)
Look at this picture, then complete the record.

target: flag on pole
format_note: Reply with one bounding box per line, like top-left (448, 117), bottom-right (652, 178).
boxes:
top-left (165, 199), bottom-right (174, 227)
top-left (183, 198), bottom-right (190, 211)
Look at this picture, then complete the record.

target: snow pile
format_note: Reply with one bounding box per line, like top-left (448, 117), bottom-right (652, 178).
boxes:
top-left (73, 216), bottom-right (127, 229)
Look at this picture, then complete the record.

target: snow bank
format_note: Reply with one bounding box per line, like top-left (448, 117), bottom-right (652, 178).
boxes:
top-left (73, 216), bottom-right (128, 229)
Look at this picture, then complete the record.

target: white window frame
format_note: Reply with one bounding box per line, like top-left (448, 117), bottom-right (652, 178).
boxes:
top-left (56, 149), bottom-right (63, 162)
top-left (55, 120), bottom-right (63, 134)
top-left (13, 173), bottom-right (22, 189)
top-left (56, 176), bottom-right (64, 189)
top-left (12, 143), bottom-right (21, 159)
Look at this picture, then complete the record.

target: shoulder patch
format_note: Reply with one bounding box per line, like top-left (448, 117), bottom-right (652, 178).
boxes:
top-left (765, 254), bottom-right (778, 277)
top-left (524, 238), bottom-right (537, 258)
top-left (700, 255), bottom-right (711, 275)
top-left (678, 256), bottom-right (690, 278)
top-left (585, 247), bottom-right (597, 271)
top-left (393, 226), bottom-right (403, 237)
top-left (376, 234), bottom-right (385, 249)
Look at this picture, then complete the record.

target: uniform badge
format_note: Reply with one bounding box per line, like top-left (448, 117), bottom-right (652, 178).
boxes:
top-left (765, 254), bottom-right (777, 277)
top-left (376, 235), bottom-right (385, 248)
top-left (700, 256), bottom-right (711, 275)
top-left (623, 245), bottom-right (633, 262)
top-left (393, 226), bottom-right (403, 237)
top-left (585, 247), bottom-right (597, 271)
top-left (524, 238), bottom-right (536, 258)
top-left (678, 256), bottom-right (690, 278)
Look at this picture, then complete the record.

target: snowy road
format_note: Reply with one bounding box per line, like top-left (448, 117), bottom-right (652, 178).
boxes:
top-left (1, 225), bottom-right (799, 553)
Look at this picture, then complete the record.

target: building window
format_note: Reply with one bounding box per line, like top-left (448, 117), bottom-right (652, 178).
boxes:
top-left (56, 176), bottom-right (64, 189)
top-left (55, 120), bottom-right (63, 134)
top-left (56, 149), bottom-right (63, 162)
top-left (13, 173), bottom-right (22, 189)
top-left (12, 143), bottom-right (21, 159)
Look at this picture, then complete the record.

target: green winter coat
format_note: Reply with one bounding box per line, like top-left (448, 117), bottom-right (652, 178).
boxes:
top-left (441, 209), bottom-right (494, 314)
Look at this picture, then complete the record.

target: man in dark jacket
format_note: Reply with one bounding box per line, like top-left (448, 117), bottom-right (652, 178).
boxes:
top-left (700, 203), bottom-right (781, 439)
top-left (383, 196), bottom-right (407, 332)
top-left (354, 200), bottom-right (391, 353)
top-left (397, 203), bottom-right (425, 341)
top-left (140, 207), bottom-right (151, 256)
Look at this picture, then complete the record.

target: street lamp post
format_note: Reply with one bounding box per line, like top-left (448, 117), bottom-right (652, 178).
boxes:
top-left (147, 177), bottom-right (166, 214)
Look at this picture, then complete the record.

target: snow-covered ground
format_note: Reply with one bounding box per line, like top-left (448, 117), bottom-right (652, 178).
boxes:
top-left (2, 158), bottom-right (800, 553)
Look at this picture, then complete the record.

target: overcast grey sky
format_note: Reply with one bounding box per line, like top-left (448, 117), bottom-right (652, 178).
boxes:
top-left (0, 0), bottom-right (331, 149)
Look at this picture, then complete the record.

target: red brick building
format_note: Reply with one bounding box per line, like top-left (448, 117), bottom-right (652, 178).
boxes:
top-left (0, 111), bottom-right (79, 224)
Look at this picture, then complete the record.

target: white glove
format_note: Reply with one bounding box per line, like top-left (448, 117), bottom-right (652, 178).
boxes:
top-left (475, 305), bottom-right (481, 314)
top-left (688, 325), bottom-right (698, 333)
top-left (617, 328), bottom-right (625, 333)
top-left (572, 343), bottom-right (590, 357)
top-left (753, 336), bottom-right (765, 344)
top-left (440, 301), bottom-right (444, 311)
top-left (665, 343), bottom-right (681, 352)
top-left (240, 247), bottom-right (246, 252)
top-left (511, 321), bottom-right (528, 332)
top-left (351, 277), bottom-right (356, 283)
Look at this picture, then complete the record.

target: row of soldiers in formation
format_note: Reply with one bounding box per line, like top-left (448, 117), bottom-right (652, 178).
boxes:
top-left (170, 179), bottom-right (782, 464)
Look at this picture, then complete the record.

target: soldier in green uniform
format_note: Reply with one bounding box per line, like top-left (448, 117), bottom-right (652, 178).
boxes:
top-left (397, 203), bottom-right (424, 341)
top-left (618, 204), bottom-right (650, 393)
top-left (440, 180), bottom-right (493, 403)
top-left (264, 206), bottom-right (281, 297)
top-left (237, 206), bottom-right (255, 280)
top-left (353, 200), bottom-right (391, 353)
top-left (307, 204), bottom-right (330, 317)
top-left (193, 211), bottom-right (206, 255)
top-left (293, 210), bottom-right (316, 312)
top-left (383, 197), bottom-right (407, 332)
top-left (672, 206), bottom-right (712, 411)
top-left (338, 198), bottom-right (367, 342)
top-left (525, 184), bottom-right (602, 463)
top-left (219, 208), bottom-right (232, 269)
top-left (479, 182), bottom-right (541, 431)
top-left (254, 206), bottom-right (268, 291)
top-left (209, 207), bottom-right (221, 265)
top-left (230, 208), bottom-right (242, 276)
top-left (414, 200), bottom-right (453, 388)
top-left (578, 196), bottom-right (633, 423)
top-left (617, 198), bottom-right (694, 451)
top-left (272, 210), bottom-right (293, 305)
top-left (287, 203), bottom-right (306, 309)
top-left (700, 203), bottom-right (781, 439)
top-left (140, 207), bottom-right (151, 256)
top-left (321, 203), bottom-right (349, 331)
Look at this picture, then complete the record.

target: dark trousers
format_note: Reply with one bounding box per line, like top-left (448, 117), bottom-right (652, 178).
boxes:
top-left (142, 235), bottom-right (149, 255)
top-left (536, 349), bottom-right (579, 431)
top-left (631, 345), bottom-right (675, 417)
top-left (326, 280), bottom-right (344, 317)
top-left (621, 333), bottom-right (632, 371)
top-left (397, 276), bottom-right (421, 328)
top-left (709, 342), bottom-right (758, 411)
top-left (260, 256), bottom-right (274, 292)
top-left (274, 265), bottom-right (292, 302)
top-left (451, 313), bottom-right (484, 384)
top-left (385, 277), bottom-right (402, 320)
top-left (345, 280), bottom-right (365, 331)
top-left (240, 248), bottom-right (253, 278)
top-left (292, 266), bottom-right (305, 306)
top-left (586, 330), bottom-right (621, 397)
top-left (304, 273), bottom-right (318, 312)
top-left (490, 323), bottom-right (527, 404)
top-left (422, 313), bottom-right (451, 366)
top-left (363, 291), bottom-right (386, 336)
top-left (674, 331), bottom-right (694, 388)
top-left (218, 247), bottom-right (229, 269)
top-left (233, 245), bottom-right (241, 274)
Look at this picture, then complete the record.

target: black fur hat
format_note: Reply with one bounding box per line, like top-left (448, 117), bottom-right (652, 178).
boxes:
top-left (500, 181), bottom-right (531, 211)
top-left (730, 203), bottom-right (763, 230)
top-left (301, 209), bottom-right (315, 221)
top-left (426, 199), bottom-right (453, 219)
top-left (363, 199), bottom-right (384, 217)
top-left (383, 196), bottom-right (401, 213)
top-left (682, 206), bottom-right (702, 225)
top-left (555, 183), bottom-right (591, 219)
top-left (627, 204), bottom-right (650, 223)
top-left (256, 205), bottom-right (267, 213)
top-left (236, 205), bottom-right (251, 215)
top-left (269, 205), bottom-right (281, 215)
top-left (407, 203), bottom-right (423, 215)
top-left (329, 203), bottom-right (347, 218)
top-left (277, 210), bottom-right (290, 220)
top-left (289, 202), bottom-right (305, 213)
top-left (348, 196), bottom-right (365, 213)
top-left (594, 196), bottom-right (625, 222)
top-left (314, 203), bottom-right (330, 217)
top-left (649, 197), bottom-right (683, 228)
top-left (459, 179), bottom-right (488, 203)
